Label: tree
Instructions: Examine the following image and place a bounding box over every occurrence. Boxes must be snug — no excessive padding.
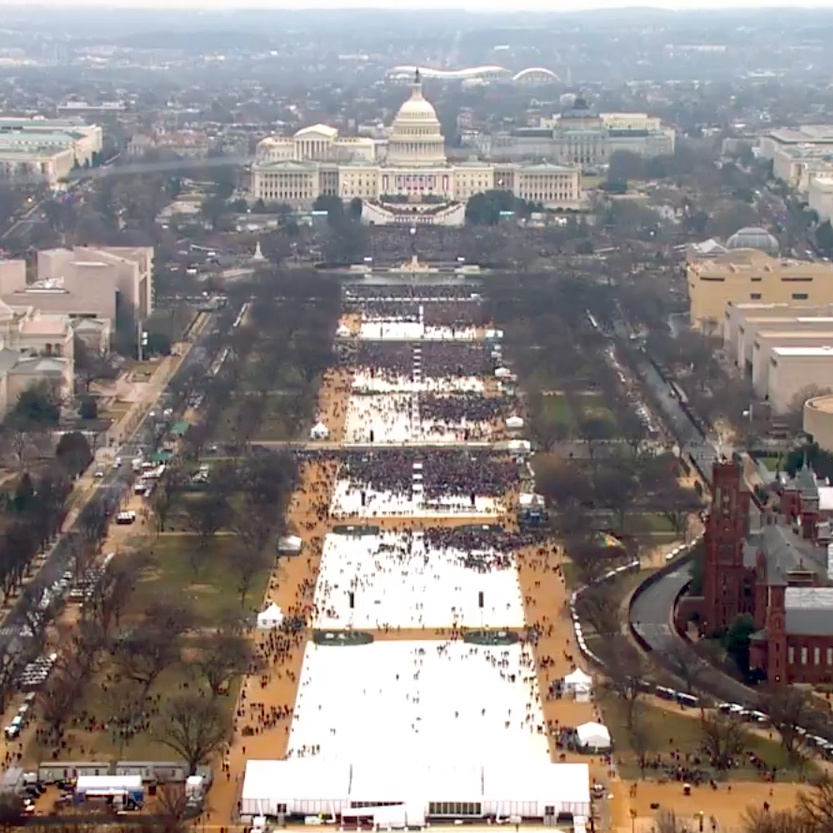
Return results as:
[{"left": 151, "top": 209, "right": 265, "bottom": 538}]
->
[
  {"left": 699, "top": 711, "right": 748, "bottom": 773},
  {"left": 186, "top": 491, "right": 230, "bottom": 576},
  {"left": 226, "top": 545, "right": 268, "bottom": 608},
  {"left": 37, "top": 671, "right": 81, "bottom": 738},
  {"left": 604, "top": 635, "right": 646, "bottom": 728},
  {"left": 56, "top": 431, "right": 93, "bottom": 477},
  {"left": 629, "top": 707, "right": 651, "bottom": 777},
  {"left": 724, "top": 613, "right": 755, "bottom": 674},
  {"left": 9, "top": 381, "right": 60, "bottom": 429},
  {"left": 347, "top": 197, "right": 363, "bottom": 221},
  {"left": 197, "top": 633, "right": 254, "bottom": 697},
  {"left": 576, "top": 583, "right": 620, "bottom": 638},
  {"left": 154, "top": 693, "right": 229, "bottom": 775},
  {"left": 0, "top": 794, "right": 25, "bottom": 831},
  {"left": 764, "top": 684, "right": 813, "bottom": 766}
]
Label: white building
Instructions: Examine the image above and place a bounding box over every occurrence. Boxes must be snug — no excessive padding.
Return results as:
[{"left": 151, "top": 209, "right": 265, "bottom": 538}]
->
[
  {"left": 809, "top": 175, "right": 833, "bottom": 222},
  {"left": 251, "top": 70, "right": 582, "bottom": 225},
  {"left": 0, "top": 246, "right": 154, "bottom": 334},
  {"left": 0, "top": 146, "right": 75, "bottom": 188},
  {"left": 0, "top": 117, "right": 103, "bottom": 166}
]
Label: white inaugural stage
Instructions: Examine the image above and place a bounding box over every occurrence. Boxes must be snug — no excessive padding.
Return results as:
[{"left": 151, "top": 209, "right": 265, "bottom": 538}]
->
[{"left": 314, "top": 531, "right": 524, "bottom": 630}]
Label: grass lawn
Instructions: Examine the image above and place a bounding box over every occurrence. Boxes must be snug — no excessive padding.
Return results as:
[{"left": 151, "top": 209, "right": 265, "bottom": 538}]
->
[
  {"left": 542, "top": 392, "right": 575, "bottom": 432},
  {"left": 130, "top": 533, "right": 270, "bottom": 621},
  {"left": 28, "top": 661, "right": 243, "bottom": 764},
  {"left": 573, "top": 392, "right": 617, "bottom": 428},
  {"left": 755, "top": 454, "right": 783, "bottom": 472},
  {"left": 599, "top": 693, "right": 815, "bottom": 781}
]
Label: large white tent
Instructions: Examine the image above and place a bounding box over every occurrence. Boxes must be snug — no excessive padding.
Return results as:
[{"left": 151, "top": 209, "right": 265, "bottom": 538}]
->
[
  {"left": 576, "top": 722, "right": 611, "bottom": 751},
  {"left": 256, "top": 603, "right": 284, "bottom": 630},
  {"left": 240, "top": 761, "right": 590, "bottom": 821},
  {"left": 505, "top": 415, "right": 524, "bottom": 430},
  {"left": 309, "top": 421, "right": 330, "bottom": 440},
  {"left": 277, "top": 535, "right": 302, "bottom": 553},
  {"left": 563, "top": 668, "right": 593, "bottom": 702}
]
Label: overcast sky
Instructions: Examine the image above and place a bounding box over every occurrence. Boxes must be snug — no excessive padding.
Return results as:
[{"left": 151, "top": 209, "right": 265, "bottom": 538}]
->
[{"left": 5, "top": 0, "right": 833, "bottom": 8}]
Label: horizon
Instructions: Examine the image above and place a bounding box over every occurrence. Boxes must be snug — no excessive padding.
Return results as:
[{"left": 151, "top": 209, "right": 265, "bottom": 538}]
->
[{"left": 2, "top": 0, "right": 833, "bottom": 10}]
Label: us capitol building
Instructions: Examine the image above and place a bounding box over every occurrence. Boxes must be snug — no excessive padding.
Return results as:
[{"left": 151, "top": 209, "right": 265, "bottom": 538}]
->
[{"left": 249, "top": 70, "right": 583, "bottom": 226}]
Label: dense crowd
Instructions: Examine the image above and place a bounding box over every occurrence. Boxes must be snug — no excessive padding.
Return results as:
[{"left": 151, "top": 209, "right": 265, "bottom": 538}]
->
[
  {"left": 351, "top": 341, "right": 489, "bottom": 378},
  {"left": 345, "top": 284, "right": 475, "bottom": 300},
  {"left": 339, "top": 449, "right": 518, "bottom": 498},
  {"left": 420, "top": 393, "right": 514, "bottom": 424},
  {"left": 344, "top": 298, "right": 486, "bottom": 328}
]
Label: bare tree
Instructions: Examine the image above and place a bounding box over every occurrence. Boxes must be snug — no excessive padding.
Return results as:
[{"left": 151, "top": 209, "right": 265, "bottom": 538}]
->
[
  {"left": 37, "top": 671, "right": 80, "bottom": 738},
  {"left": 197, "top": 633, "right": 255, "bottom": 697},
  {"left": 154, "top": 693, "right": 229, "bottom": 775},
  {"left": 699, "top": 712, "right": 748, "bottom": 773},
  {"left": 155, "top": 784, "right": 194, "bottom": 833},
  {"left": 764, "top": 684, "right": 813, "bottom": 767},
  {"left": 604, "top": 635, "right": 646, "bottom": 729},
  {"left": 225, "top": 545, "right": 268, "bottom": 608},
  {"left": 576, "top": 584, "right": 620, "bottom": 638}
]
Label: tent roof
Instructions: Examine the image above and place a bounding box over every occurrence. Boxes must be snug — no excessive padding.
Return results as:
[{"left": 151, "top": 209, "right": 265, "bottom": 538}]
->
[
  {"left": 242, "top": 760, "right": 350, "bottom": 803},
  {"left": 278, "top": 534, "right": 302, "bottom": 551},
  {"left": 576, "top": 722, "right": 611, "bottom": 747},
  {"left": 260, "top": 602, "right": 282, "bottom": 617},
  {"left": 482, "top": 763, "right": 589, "bottom": 804},
  {"left": 564, "top": 668, "right": 592, "bottom": 685}
]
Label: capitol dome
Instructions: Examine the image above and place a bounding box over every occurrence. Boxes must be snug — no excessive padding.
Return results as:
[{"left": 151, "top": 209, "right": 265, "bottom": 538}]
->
[
  {"left": 386, "top": 68, "right": 447, "bottom": 168},
  {"left": 726, "top": 226, "right": 780, "bottom": 255}
]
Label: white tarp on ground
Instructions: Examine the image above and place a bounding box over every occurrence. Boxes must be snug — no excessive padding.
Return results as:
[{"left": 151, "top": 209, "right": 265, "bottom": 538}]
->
[
  {"left": 241, "top": 761, "right": 590, "bottom": 820},
  {"left": 329, "top": 481, "right": 501, "bottom": 518},
  {"left": 352, "top": 372, "right": 485, "bottom": 394},
  {"left": 576, "top": 722, "right": 611, "bottom": 751},
  {"left": 314, "top": 530, "right": 524, "bottom": 630},
  {"left": 309, "top": 421, "right": 329, "bottom": 440},
  {"left": 287, "top": 641, "right": 549, "bottom": 764},
  {"left": 277, "top": 535, "right": 302, "bottom": 553},
  {"left": 256, "top": 603, "right": 284, "bottom": 629}
]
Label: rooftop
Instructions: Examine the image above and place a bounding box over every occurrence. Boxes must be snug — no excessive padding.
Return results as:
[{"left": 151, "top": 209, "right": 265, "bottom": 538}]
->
[
  {"left": 771, "top": 345, "right": 833, "bottom": 357},
  {"left": 785, "top": 587, "right": 833, "bottom": 636}
]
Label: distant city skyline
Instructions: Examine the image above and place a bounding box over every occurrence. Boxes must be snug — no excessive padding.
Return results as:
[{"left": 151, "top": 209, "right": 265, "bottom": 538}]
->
[{"left": 3, "top": 0, "right": 833, "bottom": 9}]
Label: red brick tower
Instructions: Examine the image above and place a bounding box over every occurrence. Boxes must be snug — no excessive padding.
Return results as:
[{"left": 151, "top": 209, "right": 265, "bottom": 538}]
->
[
  {"left": 702, "top": 461, "right": 751, "bottom": 634},
  {"left": 765, "top": 581, "right": 787, "bottom": 684}
]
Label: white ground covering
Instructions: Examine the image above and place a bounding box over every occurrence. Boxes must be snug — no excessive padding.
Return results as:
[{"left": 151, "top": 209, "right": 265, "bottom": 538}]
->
[
  {"left": 314, "top": 531, "right": 524, "bottom": 630},
  {"left": 329, "top": 480, "right": 501, "bottom": 518},
  {"left": 352, "top": 371, "right": 484, "bottom": 394},
  {"left": 287, "top": 641, "right": 550, "bottom": 764},
  {"left": 343, "top": 393, "right": 493, "bottom": 445},
  {"left": 358, "top": 321, "right": 478, "bottom": 341}
]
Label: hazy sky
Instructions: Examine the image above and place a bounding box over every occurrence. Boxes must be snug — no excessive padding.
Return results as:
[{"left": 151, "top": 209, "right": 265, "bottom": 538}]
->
[{"left": 6, "top": 0, "right": 833, "bottom": 8}]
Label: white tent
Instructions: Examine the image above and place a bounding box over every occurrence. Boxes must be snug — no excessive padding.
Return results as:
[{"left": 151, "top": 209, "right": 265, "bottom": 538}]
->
[
  {"left": 505, "top": 415, "right": 524, "bottom": 430},
  {"left": 256, "top": 603, "right": 284, "bottom": 630},
  {"left": 494, "top": 367, "right": 511, "bottom": 378},
  {"left": 563, "top": 668, "right": 593, "bottom": 702},
  {"left": 576, "top": 722, "right": 611, "bottom": 751},
  {"left": 310, "top": 421, "right": 330, "bottom": 440},
  {"left": 278, "top": 535, "right": 302, "bottom": 553},
  {"left": 336, "top": 324, "right": 351, "bottom": 337}
]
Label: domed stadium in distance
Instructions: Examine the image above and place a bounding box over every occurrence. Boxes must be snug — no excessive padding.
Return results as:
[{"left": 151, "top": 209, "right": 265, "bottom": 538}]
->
[{"left": 726, "top": 226, "right": 780, "bottom": 255}]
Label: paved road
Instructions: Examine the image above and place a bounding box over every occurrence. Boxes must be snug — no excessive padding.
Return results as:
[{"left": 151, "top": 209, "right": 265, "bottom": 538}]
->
[{"left": 630, "top": 562, "right": 761, "bottom": 708}]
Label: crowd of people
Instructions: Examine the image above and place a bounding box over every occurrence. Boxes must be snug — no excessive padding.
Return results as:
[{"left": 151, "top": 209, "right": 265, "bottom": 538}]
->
[
  {"left": 420, "top": 393, "right": 514, "bottom": 424},
  {"left": 343, "top": 297, "right": 486, "bottom": 329},
  {"left": 353, "top": 341, "right": 489, "bottom": 378},
  {"left": 338, "top": 449, "right": 518, "bottom": 499}
]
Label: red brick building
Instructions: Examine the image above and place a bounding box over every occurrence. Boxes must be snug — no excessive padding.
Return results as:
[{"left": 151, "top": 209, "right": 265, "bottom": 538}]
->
[{"left": 696, "top": 460, "right": 833, "bottom": 684}]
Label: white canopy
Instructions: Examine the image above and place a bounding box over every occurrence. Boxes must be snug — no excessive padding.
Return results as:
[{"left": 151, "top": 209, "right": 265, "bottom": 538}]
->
[
  {"left": 505, "top": 415, "right": 524, "bottom": 429},
  {"left": 278, "top": 534, "right": 302, "bottom": 553},
  {"left": 256, "top": 603, "right": 284, "bottom": 629},
  {"left": 310, "top": 421, "right": 330, "bottom": 440},
  {"left": 576, "top": 722, "right": 611, "bottom": 750},
  {"left": 336, "top": 324, "right": 351, "bottom": 337},
  {"left": 564, "top": 668, "right": 593, "bottom": 689},
  {"left": 494, "top": 367, "right": 511, "bottom": 378}
]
